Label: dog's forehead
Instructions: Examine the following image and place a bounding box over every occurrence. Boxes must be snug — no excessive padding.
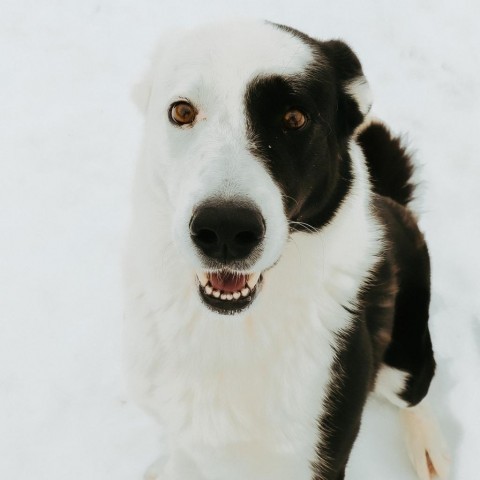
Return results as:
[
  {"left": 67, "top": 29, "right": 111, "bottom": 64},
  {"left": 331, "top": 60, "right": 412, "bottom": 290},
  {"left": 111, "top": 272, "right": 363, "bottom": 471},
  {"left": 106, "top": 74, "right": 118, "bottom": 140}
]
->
[{"left": 157, "top": 21, "right": 315, "bottom": 99}]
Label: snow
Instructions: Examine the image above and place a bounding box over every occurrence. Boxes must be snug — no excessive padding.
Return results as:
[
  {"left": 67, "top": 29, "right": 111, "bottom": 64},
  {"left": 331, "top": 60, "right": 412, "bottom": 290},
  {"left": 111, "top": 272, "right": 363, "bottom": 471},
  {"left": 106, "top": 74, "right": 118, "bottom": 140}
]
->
[{"left": 1, "top": 0, "right": 478, "bottom": 478}]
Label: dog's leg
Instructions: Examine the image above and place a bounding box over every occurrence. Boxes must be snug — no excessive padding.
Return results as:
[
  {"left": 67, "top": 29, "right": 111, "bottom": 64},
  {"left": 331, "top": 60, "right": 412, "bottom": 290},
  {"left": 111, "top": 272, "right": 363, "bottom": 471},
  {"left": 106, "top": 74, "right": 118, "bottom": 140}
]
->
[
  {"left": 372, "top": 206, "right": 451, "bottom": 479},
  {"left": 335, "top": 466, "right": 346, "bottom": 480},
  {"left": 400, "top": 400, "right": 450, "bottom": 480},
  {"left": 375, "top": 364, "right": 450, "bottom": 480}
]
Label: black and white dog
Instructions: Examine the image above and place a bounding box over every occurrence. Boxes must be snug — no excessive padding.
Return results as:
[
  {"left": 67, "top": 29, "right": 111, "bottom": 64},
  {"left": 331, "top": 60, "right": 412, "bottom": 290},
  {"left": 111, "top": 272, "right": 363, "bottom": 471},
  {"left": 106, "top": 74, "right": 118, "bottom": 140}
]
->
[{"left": 124, "top": 20, "right": 449, "bottom": 480}]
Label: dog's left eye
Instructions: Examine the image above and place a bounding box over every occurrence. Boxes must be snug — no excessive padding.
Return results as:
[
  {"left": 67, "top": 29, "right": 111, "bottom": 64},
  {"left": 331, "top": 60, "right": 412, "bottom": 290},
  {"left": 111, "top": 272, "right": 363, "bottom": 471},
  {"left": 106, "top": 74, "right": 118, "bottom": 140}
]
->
[
  {"left": 282, "top": 108, "right": 307, "bottom": 130},
  {"left": 169, "top": 101, "right": 197, "bottom": 126}
]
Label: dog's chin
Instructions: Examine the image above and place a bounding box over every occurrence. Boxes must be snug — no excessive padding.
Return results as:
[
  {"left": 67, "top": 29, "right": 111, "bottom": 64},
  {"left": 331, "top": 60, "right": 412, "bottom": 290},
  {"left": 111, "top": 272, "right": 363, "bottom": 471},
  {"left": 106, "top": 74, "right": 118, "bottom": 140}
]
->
[{"left": 195, "top": 269, "right": 263, "bottom": 315}]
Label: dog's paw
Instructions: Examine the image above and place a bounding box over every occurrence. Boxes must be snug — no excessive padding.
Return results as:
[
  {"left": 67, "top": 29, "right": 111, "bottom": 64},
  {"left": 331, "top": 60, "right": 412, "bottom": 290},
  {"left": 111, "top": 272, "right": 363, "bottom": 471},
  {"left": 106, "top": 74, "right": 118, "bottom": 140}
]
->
[{"left": 400, "top": 402, "right": 451, "bottom": 480}]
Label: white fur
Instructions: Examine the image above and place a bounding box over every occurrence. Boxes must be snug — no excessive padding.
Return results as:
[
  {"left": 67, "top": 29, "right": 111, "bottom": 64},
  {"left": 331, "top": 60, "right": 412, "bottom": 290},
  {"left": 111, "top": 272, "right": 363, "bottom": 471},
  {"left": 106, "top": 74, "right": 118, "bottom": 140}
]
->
[
  {"left": 376, "top": 367, "right": 451, "bottom": 478},
  {"left": 124, "top": 20, "right": 381, "bottom": 479},
  {"left": 400, "top": 401, "right": 451, "bottom": 480},
  {"left": 345, "top": 76, "right": 373, "bottom": 116},
  {"left": 374, "top": 364, "right": 410, "bottom": 408}
]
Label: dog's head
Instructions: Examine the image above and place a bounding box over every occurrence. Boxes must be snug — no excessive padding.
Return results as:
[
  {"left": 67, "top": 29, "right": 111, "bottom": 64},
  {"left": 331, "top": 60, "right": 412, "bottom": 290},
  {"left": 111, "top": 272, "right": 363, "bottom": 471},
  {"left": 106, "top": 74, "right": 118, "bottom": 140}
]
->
[{"left": 134, "top": 20, "right": 371, "bottom": 315}]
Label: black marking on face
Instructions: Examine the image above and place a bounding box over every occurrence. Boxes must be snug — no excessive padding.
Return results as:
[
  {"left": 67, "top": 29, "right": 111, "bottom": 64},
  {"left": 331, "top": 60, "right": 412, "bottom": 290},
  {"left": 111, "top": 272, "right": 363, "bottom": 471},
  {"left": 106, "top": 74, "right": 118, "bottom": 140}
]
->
[
  {"left": 245, "top": 25, "right": 368, "bottom": 233},
  {"left": 275, "top": 23, "right": 368, "bottom": 136}
]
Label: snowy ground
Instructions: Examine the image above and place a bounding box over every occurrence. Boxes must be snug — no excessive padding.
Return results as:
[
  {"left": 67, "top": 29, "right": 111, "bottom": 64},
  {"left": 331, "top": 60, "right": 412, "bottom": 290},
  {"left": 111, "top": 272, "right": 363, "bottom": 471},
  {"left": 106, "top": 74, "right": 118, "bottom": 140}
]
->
[{"left": 1, "top": 1, "right": 479, "bottom": 478}]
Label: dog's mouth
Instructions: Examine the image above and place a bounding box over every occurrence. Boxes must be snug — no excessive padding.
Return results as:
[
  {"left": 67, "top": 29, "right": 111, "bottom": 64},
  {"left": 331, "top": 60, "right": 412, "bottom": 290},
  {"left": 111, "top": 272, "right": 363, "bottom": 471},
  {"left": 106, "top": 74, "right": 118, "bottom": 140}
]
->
[{"left": 196, "top": 270, "right": 263, "bottom": 315}]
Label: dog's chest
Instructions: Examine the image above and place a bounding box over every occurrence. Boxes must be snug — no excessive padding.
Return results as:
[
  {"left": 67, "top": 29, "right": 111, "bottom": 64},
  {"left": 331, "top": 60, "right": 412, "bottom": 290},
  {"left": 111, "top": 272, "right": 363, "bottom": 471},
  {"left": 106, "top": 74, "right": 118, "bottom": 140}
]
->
[{"left": 130, "top": 295, "right": 342, "bottom": 478}]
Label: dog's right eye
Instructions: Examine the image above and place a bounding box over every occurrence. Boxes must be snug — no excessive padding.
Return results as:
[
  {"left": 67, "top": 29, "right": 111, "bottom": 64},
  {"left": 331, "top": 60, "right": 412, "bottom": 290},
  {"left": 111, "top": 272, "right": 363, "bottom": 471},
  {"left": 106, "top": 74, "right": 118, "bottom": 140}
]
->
[{"left": 169, "top": 101, "right": 197, "bottom": 126}]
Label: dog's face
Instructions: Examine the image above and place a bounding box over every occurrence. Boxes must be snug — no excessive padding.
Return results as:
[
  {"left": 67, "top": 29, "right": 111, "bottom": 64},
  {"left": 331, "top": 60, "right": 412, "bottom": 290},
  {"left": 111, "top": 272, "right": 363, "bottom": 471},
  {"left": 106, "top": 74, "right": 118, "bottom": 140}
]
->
[{"left": 136, "top": 20, "right": 371, "bottom": 315}]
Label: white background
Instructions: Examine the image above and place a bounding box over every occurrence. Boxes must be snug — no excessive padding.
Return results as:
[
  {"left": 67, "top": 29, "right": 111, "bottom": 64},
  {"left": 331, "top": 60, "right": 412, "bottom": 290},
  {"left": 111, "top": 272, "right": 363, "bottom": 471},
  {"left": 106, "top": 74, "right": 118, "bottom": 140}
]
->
[{"left": 1, "top": 0, "right": 479, "bottom": 478}]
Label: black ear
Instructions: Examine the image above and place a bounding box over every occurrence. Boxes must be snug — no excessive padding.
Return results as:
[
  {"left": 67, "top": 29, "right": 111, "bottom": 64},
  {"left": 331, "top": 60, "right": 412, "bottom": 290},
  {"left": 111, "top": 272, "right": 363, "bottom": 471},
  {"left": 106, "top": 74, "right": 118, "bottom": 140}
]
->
[{"left": 322, "top": 40, "right": 372, "bottom": 136}]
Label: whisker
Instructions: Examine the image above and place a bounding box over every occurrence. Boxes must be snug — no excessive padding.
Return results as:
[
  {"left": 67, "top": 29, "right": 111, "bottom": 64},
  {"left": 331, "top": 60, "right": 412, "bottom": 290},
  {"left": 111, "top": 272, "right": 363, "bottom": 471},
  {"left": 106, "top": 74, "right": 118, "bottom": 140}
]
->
[{"left": 289, "top": 220, "right": 319, "bottom": 234}]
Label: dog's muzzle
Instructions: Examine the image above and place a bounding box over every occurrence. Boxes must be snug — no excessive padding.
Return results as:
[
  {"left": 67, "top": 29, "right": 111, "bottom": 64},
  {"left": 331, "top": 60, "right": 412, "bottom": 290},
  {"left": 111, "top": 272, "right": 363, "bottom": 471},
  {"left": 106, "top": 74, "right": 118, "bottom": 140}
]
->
[{"left": 190, "top": 200, "right": 265, "bottom": 314}]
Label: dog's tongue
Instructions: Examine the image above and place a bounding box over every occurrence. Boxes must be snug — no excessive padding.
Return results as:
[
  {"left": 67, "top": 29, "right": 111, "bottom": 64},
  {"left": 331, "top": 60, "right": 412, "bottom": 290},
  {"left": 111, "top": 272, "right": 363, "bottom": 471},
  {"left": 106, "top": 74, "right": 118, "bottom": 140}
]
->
[{"left": 209, "top": 272, "right": 247, "bottom": 293}]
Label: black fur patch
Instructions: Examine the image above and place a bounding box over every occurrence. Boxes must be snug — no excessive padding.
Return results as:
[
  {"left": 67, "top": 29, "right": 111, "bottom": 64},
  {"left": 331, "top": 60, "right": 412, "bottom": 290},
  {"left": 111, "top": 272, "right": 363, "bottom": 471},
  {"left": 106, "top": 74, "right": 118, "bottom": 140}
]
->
[
  {"left": 374, "top": 196, "right": 435, "bottom": 406},
  {"left": 244, "top": 26, "right": 369, "bottom": 232},
  {"left": 357, "top": 121, "right": 416, "bottom": 206},
  {"left": 313, "top": 322, "right": 373, "bottom": 480}
]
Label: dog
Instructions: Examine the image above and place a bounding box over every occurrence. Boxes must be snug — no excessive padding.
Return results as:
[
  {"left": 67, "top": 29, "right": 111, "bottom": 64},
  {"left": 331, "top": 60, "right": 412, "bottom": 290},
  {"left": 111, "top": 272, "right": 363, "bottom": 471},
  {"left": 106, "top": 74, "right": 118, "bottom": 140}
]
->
[{"left": 124, "top": 19, "right": 450, "bottom": 480}]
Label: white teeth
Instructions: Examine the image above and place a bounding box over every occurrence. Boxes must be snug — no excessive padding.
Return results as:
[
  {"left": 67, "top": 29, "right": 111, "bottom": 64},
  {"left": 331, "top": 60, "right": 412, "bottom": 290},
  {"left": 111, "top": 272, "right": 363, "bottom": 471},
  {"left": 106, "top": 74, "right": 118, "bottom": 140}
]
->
[
  {"left": 196, "top": 271, "right": 209, "bottom": 287},
  {"left": 247, "top": 272, "right": 261, "bottom": 289},
  {"left": 201, "top": 272, "right": 261, "bottom": 302},
  {"left": 204, "top": 285, "right": 249, "bottom": 301}
]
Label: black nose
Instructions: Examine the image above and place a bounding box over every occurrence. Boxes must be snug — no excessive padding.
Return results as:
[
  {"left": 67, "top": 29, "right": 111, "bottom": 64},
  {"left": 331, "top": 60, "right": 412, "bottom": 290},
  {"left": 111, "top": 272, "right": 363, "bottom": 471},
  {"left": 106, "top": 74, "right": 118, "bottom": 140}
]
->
[{"left": 190, "top": 202, "right": 265, "bottom": 263}]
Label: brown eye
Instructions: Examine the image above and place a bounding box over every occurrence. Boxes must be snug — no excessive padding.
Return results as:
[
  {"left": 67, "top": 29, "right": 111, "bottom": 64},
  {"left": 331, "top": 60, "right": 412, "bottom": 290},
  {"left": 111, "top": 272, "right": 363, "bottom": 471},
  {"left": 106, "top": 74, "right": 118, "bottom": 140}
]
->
[
  {"left": 282, "top": 109, "right": 307, "bottom": 130},
  {"left": 169, "top": 101, "right": 197, "bottom": 126}
]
